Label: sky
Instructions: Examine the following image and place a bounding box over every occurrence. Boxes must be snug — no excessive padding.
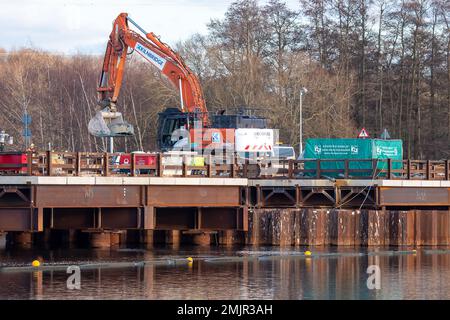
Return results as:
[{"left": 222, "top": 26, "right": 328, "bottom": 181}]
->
[{"left": 1, "top": 0, "right": 300, "bottom": 54}]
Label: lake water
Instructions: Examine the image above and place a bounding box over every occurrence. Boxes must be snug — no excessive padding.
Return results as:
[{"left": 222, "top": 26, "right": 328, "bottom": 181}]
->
[{"left": 1, "top": 245, "right": 449, "bottom": 300}]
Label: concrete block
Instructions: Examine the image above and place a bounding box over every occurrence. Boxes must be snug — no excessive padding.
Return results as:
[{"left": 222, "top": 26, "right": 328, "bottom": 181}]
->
[
  {"left": 340, "top": 180, "right": 377, "bottom": 187},
  {"left": 95, "top": 177, "right": 124, "bottom": 185},
  {"left": 246, "top": 179, "right": 285, "bottom": 187},
  {"left": 248, "top": 179, "right": 333, "bottom": 187},
  {"left": 66, "top": 177, "right": 95, "bottom": 185},
  {"left": 36, "top": 176, "right": 67, "bottom": 185},
  {"left": 223, "top": 178, "right": 248, "bottom": 186},
  {"left": 400, "top": 180, "right": 423, "bottom": 187},
  {"left": 174, "top": 177, "right": 200, "bottom": 185},
  {"left": 149, "top": 177, "right": 176, "bottom": 185},
  {"left": 199, "top": 178, "right": 222, "bottom": 185},
  {"left": 418, "top": 181, "right": 441, "bottom": 187},
  {"left": 0, "top": 176, "right": 38, "bottom": 185},
  {"left": 299, "top": 179, "right": 335, "bottom": 187},
  {"left": 378, "top": 179, "right": 403, "bottom": 187},
  {"left": 122, "top": 177, "right": 150, "bottom": 185}
]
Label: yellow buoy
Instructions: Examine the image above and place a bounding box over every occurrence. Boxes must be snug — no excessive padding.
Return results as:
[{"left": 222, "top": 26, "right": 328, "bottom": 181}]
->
[
  {"left": 32, "top": 260, "right": 40, "bottom": 267},
  {"left": 305, "top": 251, "right": 312, "bottom": 256},
  {"left": 186, "top": 257, "right": 193, "bottom": 263}
]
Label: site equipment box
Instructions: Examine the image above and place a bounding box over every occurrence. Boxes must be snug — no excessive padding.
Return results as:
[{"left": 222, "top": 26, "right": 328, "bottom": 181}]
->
[{"left": 303, "top": 138, "right": 403, "bottom": 178}]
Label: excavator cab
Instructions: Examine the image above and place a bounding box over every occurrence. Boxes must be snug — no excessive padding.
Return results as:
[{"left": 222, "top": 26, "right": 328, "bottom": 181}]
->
[{"left": 157, "top": 108, "right": 193, "bottom": 151}]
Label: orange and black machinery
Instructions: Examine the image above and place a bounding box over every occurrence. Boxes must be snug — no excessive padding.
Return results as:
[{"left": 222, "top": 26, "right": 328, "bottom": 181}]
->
[{"left": 92, "top": 13, "right": 267, "bottom": 151}]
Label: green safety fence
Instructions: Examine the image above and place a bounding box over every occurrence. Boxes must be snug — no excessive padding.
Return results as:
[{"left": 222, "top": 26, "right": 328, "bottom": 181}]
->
[{"left": 304, "top": 138, "right": 403, "bottom": 178}]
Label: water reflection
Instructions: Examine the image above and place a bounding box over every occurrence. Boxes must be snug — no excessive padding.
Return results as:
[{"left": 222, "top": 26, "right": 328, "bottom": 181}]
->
[{"left": 1, "top": 246, "right": 450, "bottom": 299}]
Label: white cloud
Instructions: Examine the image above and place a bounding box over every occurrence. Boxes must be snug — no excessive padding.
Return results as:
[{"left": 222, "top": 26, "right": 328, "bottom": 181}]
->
[{"left": 1, "top": 0, "right": 299, "bottom": 54}]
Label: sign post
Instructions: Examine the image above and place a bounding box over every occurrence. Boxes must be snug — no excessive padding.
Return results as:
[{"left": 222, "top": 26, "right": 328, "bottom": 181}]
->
[{"left": 22, "top": 112, "right": 32, "bottom": 149}]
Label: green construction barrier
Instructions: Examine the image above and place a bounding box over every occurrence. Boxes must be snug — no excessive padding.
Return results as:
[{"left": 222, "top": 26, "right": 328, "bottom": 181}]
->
[{"left": 303, "top": 138, "right": 403, "bottom": 178}]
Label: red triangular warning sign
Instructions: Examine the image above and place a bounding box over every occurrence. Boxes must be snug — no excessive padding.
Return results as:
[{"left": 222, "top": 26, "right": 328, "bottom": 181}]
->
[{"left": 358, "top": 128, "right": 370, "bottom": 139}]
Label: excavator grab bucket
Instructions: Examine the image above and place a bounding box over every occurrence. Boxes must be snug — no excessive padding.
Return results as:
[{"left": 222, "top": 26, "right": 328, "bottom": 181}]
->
[{"left": 88, "top": 107, "right": 135, "bottom": 137}]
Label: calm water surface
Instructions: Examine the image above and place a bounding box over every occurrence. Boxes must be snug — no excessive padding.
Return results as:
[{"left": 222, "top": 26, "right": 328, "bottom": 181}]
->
[{"left": 1, "top": 245, "right": 449, "bottom": 300}]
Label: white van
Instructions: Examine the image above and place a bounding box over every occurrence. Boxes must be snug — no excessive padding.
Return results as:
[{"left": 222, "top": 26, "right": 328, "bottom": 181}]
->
[{"left": 273, "top": 145, "right": 296, "bottom": 161}]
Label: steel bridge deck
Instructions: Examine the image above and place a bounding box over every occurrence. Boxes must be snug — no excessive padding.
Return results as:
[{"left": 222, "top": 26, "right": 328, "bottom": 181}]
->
[{"left": 1, "top": 176, "right": 450, "bottom": 233}]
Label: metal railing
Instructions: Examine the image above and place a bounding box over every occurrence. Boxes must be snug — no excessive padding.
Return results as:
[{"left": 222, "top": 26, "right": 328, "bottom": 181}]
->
[
  {"left": 0, "top": 151, "right": 237, "bottom": 178},
  {"left": 258, "top": 158, "right": 450, "bottom": 180},
  {"left": 0, "top": 151, "right": 449, "bottom": 180}
]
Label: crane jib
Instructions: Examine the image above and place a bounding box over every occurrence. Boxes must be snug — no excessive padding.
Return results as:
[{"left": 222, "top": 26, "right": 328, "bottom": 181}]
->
[{"left": 134, "top": 42, "right": 166, "bottom": 71}]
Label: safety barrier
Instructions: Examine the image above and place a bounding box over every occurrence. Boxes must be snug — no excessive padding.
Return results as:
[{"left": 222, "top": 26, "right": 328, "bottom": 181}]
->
[{"left": 0, "top": 151, "right": 449, "bottom": 180}]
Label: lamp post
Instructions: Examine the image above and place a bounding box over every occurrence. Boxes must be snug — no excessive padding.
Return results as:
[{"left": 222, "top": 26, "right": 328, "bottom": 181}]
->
[{"left": 299, "top": 87, "right": 308, "bottom": 157}]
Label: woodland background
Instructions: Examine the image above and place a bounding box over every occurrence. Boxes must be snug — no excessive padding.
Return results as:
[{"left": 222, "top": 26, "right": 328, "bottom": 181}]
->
[{"left": 0, "top": 0, "right": 449, "bottom": 159}]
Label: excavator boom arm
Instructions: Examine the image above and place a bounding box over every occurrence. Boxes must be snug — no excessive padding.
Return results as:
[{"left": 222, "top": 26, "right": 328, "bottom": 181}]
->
[{"left": 97, "top": 13, "right": 209, "bottom": 125}]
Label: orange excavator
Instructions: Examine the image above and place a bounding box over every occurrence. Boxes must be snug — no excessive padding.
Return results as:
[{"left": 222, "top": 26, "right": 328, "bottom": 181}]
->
[{"left": 90, "top": 13, "right": 270, "bottom": 152}]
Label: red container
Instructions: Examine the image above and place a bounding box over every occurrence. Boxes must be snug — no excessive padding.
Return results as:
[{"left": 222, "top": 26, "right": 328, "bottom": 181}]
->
[
  {"left": 117, "top": 153, "right": 157, "bottom": 167},
  {"left": 134, "top": 154, "right": 157, "bottom": 166},
  {"left": 0, "top": 153, "right": 27, "bottom": 173}
]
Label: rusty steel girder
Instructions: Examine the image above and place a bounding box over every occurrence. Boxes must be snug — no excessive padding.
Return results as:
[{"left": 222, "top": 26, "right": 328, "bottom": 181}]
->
[
  {"left": 147, "top": 185, "right": 240, "bottom": 207},
  {"left": 35, "top": 185, "right": 142, "bottom": 208},
  {"left": 378, "top": 187, "right": 450, "bottom": 206},
  {"left": 0, "top": 208, "right": 41, "bottom": 231},
  {"left": 151, "top": 207, "right": 245, "bottom": 231}
]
